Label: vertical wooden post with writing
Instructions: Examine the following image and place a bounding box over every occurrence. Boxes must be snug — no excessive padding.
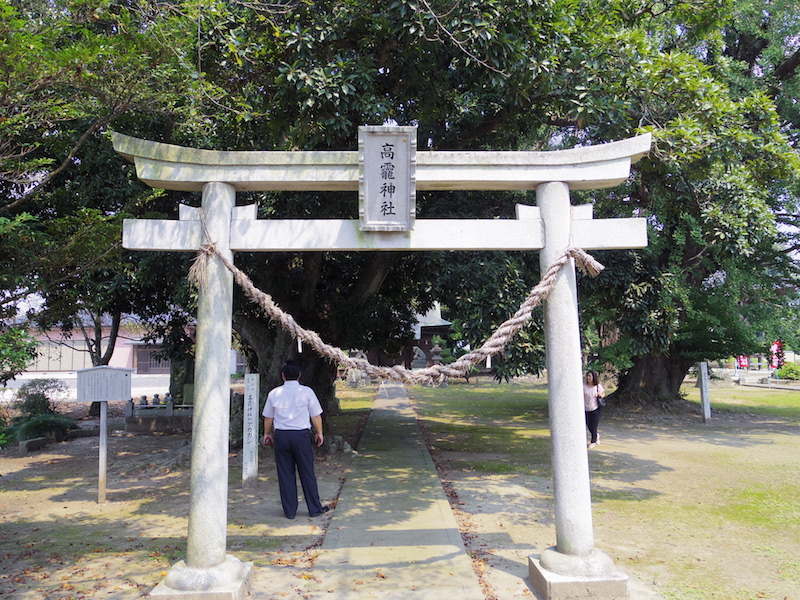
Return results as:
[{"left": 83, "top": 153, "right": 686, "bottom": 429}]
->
[{"left": 242, "top": 374, "right": 260, "bottom": 488}]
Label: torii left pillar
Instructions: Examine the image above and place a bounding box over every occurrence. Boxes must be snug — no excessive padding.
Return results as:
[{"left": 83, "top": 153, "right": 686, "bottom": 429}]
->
[{"left": 151, "top": 182, "right": 255, "bottom": 598}]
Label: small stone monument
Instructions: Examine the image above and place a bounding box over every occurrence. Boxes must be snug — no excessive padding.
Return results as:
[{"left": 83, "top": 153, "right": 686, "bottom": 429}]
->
[{"left": 431, "top": 343, "right": 443, "bottom": 366}]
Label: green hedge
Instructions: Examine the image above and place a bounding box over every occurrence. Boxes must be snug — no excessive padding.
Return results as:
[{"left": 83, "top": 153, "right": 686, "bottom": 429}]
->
[{"left": 776, "top": 362, "right": 800, "bottom": 380}]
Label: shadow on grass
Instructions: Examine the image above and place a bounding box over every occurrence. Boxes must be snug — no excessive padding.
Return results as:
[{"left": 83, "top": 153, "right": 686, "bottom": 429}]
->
[{"left": 603, "top": 410, "right": 798, "bottom": 449}]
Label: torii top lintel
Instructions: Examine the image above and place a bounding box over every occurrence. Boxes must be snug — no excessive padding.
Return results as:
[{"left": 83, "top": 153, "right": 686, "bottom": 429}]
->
[{"left": 111, "top": 132, "right": 651, "bottom": 193}]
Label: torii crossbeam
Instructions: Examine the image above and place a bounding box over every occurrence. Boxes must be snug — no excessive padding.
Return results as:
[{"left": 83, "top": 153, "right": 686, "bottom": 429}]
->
[{"left": 114, "top": 129, "right": 651, "bottom": 600}]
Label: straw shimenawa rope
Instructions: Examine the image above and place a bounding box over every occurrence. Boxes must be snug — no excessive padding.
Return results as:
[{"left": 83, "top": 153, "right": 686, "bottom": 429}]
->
[{"left": 188, "top": 231, "right": 604, "bottom": 385}]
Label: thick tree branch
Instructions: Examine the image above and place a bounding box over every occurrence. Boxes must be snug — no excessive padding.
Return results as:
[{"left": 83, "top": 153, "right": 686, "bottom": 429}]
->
[
  {"left": 774, "top": 48, "right": 800, "bottom": 82},
  {"left": 414, "top": 0, "right": 509, "bottom": 77},
  {"left": 37, "top": 242, "right": 123, "bottom": 297},
  {"left": 348, "top": 253, "right": 401, "bottom": 300},
  {"left": 100, "top": 311, "right": 122, "bottom": 365}
]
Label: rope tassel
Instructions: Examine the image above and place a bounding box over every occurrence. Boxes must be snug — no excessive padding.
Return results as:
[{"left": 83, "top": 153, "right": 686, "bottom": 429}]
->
[
  {"left": 188, "top": 244, "right": 214, "bottom": 290},
  {"left": 571, "top": 248, "right": 605, "bottom": 277}
]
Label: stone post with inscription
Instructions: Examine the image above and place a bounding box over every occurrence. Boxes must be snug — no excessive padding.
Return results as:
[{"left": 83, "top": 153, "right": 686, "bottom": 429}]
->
[
  {"left": 242, "top": 374, "right": 260, "bottom": 488},
  {"left": 699, "top": 361, "right": 711, "bottom": 422}
]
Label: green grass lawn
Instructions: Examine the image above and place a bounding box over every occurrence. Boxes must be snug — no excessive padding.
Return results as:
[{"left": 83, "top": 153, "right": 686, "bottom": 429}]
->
[
  {"left": 410, "top": 378, "right": 552, "bottom": 474},
  {"left": 334, "top": 384, "right": 377, "bottom": 412}
]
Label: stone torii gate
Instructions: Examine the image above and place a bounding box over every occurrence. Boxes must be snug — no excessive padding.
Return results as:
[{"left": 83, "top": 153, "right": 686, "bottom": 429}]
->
[{"left": 113, "top": 128, "right": 651, "bottom": 600}]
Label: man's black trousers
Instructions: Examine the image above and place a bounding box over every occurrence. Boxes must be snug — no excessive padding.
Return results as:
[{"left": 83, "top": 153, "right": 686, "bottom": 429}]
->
[{"left": 273, "top": 429, "right": 324, "bottom": 518}]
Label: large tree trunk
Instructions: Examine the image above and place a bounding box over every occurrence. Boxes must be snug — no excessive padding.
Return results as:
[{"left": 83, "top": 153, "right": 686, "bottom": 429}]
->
[
  {"left": 611, "top": 353, "right": 695, "bottom": 405},
  {"left": 234, "top": 314, "right": 339, "bottom": 416},
  {"left": 233, "top": 250, "right": 400, "bottom": 417},
  {"left": 299, "top": 354, "right": 339, "bottom": 415}
]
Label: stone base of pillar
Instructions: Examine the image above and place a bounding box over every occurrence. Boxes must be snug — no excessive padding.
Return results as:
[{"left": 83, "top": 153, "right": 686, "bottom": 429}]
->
[
  {"left": 150, "top": 560, "right": 253, "bottom": 600},
  {"left": 529, "top": 554, "right": 628, "bottom": 600}
]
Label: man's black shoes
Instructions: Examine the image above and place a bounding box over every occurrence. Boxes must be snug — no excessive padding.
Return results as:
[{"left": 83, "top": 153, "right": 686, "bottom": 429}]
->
[{"left": 310, "top": 506, "right": 330, "bottom": 518}]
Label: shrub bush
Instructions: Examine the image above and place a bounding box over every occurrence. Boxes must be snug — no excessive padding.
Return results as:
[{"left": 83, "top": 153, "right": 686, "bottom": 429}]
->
[
  {"left": 8, "top": 378, "right": 75, "bottom": 444},
  {"left": 13, "top": 378, "right": 68, "bottom": 416},
  {"left": 776, "top": 362, "right": 800, "bottom": 380},
  {"left": 11, "top": 413, "right": 76, "bottom": 442},
  {"left": 0, "top": 410, "right": 10, "bottom": 449}
]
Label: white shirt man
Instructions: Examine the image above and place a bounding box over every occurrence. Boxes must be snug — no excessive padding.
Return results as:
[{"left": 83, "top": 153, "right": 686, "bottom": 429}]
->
[{"left": 262, "top": 361, "right": 329, "bottom": 519}]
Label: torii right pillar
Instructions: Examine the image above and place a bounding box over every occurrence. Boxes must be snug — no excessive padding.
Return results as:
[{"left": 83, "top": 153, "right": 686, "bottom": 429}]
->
[{"left": 530, "top": 180, "right": 631, "bottom": 599}]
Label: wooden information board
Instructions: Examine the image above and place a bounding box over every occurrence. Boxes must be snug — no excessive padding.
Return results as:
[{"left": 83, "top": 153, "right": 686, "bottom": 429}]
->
[{"left": 77, "top": 366, "right": 133, "bottom": 402}]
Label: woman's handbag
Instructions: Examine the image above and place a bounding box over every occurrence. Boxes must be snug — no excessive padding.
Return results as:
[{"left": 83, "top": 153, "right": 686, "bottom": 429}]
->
[{"left": 596, "top": 385, "right": 606, "bottom": 407}]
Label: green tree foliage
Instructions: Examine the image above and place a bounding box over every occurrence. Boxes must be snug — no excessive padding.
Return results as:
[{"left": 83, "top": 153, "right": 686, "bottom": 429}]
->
[
  {"left": 568, "top": 3, "right": 800, "bottom": 402},
  {"left": 0, "top": 0, "right": 190, "bottom": 214},
  {"left": 0, "top": 213, "right": 38, "bottom": 316},
  {"left": 0, "top": 325, "right": 37, "bottom": 384},
  {"left": 1, "top": 0, "right": 196, "bottom": 367},
  {"left": 137, "top": 0, "right": 597, "bottom": 399},
  {"left": 1, "top": 0, "right": 798, "bottom": 409},
  {"left": 0, "top": 215, "right": 38, "bottom": 383},
  {"left": 431, "top": 250, "right": 545, "bottom": 381}
]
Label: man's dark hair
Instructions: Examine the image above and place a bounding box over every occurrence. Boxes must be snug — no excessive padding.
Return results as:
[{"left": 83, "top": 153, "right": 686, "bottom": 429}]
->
[{"left": 282, "top": 360, "right": 301, "bottom": 380}]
